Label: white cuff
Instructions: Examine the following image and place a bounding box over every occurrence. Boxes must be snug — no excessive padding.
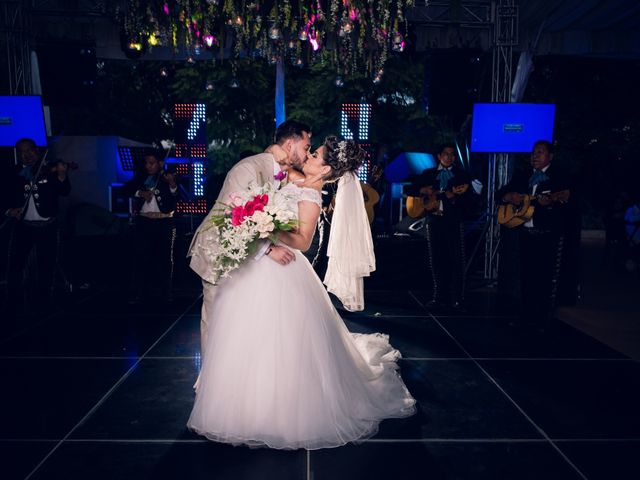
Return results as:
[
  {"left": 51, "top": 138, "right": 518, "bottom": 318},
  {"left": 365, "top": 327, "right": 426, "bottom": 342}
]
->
[{"left": 254, "top": 240, "right": 271, "bottom": 260}]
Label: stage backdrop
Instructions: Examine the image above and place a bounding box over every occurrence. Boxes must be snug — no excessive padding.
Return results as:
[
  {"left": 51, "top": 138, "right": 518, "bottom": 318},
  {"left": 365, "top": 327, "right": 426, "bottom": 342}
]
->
[{"left": 50, "top": 135, "right": 150, "bottom": 212}]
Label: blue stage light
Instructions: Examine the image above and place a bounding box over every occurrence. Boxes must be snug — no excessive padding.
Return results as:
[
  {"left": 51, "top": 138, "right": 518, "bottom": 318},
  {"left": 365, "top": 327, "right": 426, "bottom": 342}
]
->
[{"left": 117, "top": 146, "right": 148, "bottom": 171}]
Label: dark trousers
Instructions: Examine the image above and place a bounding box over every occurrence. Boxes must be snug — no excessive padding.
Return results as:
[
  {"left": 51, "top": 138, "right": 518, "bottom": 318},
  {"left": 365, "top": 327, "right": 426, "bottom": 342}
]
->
[
  {"left": 6, "top": 219, "right": 58, "bottom": 314},
  {"left": 425, "top": 216, "right": 466, "bottom": 304},
  {"left": 518, "top": 228, "right": 564, "bottom": 328},
  {"left": 129, "top": 216, "right": 176, "bottom": 299},
  {"left": 303, "top": 213, "right": 331, "bottom": 279}
]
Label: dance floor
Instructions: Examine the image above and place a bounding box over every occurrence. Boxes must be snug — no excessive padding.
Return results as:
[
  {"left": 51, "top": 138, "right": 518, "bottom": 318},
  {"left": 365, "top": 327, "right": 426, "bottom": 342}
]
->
[{"left": 1, "top": 285, "right": 639, "bottom": 480}]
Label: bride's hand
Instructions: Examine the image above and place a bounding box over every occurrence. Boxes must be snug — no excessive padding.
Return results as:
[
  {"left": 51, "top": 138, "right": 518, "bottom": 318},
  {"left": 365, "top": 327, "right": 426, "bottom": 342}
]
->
[
  {"left": 266, "top": 245, "right": 296, "bottom": 265},
  {"left": 265, "top": 144, "right": 289, "bottom": 167}
]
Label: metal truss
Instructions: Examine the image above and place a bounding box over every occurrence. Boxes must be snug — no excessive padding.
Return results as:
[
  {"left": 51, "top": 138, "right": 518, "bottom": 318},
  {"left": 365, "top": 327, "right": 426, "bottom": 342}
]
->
[
  {"left": 408, "top": 0, "right": 493, "bottom": 27},
  {"left": 406, "top": 0, "right": 519, "bottom": 280},
  {"left": 30, "top": 0, "right": 107, "bottom": 15},
  {"left": 1, "top": 0, "right": 31, "bottom": 94},
  {"left": 484, "top": 0, "right": 519, "bottom": 279}
]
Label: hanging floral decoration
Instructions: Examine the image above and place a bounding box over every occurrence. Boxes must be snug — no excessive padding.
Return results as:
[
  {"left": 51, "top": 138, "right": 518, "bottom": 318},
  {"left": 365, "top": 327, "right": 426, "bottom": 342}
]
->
[{"left": 118, "top": 0, "right": 414, "bottom": 77}]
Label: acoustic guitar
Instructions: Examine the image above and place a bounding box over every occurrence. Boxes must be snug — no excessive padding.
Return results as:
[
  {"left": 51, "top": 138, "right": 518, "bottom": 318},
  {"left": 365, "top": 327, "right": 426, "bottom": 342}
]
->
[
  {"left": 497, "top": 189, "right": 570, "bottom": 228},
  {"left": 406, "top": 183, "right": 469, "bottom": 219},
  {"left": 361, "top": 183, "right": 380, "bottom": 224}
]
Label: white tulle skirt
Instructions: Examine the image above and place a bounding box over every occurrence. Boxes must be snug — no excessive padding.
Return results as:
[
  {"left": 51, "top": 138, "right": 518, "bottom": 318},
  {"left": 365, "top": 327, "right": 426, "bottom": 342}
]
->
[{"left": 187, "top": 250, "right": 416, "bottom": 450}]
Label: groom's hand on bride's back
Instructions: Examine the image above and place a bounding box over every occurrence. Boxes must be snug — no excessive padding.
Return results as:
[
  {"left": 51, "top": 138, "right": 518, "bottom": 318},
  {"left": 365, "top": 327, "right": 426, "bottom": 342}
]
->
[{"left": 266, "top": 245, "right": 296, "bottom": 266}]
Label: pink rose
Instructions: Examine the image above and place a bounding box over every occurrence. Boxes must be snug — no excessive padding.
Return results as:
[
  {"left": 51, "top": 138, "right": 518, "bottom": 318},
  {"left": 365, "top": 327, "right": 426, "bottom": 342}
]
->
[
  {"left": 231, "top": 206, "right": 246, "bottom": 226},
  {"left": 244, "top": 197, "right": 265, "bottom": 217},
  {"left": 244, "top": 204, "right": 255, "bottom": 217}
]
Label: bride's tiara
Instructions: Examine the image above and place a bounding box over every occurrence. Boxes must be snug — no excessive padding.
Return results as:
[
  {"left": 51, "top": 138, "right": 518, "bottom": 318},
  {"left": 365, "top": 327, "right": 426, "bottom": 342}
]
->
[{"left": 336, "top": 141, "right": 349, "bottom": 164}]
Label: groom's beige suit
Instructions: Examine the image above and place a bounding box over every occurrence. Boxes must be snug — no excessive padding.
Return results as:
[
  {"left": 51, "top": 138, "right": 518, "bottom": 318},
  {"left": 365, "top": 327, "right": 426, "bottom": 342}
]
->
[{"left": 188, "top": 152, "right": 282, "bottom": 358}]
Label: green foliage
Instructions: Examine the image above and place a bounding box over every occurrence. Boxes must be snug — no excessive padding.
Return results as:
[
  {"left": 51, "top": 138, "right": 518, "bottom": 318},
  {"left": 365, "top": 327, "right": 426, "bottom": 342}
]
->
[
  {"left": 168, "top": 53, "right": 441, "bottom": 172},
  {"left": 68, "top": 53, "right": 459, "bottom": 174},
  {"left": 286, "top": 53, "right": 447, "bottom": 151},
  {"left": 171, "top": 60, "right": 276, "bottom": 174},
  {"left": 93, "top": 61, "right": 174, "bottom": 144}
]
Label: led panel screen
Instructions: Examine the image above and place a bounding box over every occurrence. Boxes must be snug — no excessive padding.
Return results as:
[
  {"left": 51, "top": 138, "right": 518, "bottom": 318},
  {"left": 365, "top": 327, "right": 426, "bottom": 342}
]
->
[
  {"left": 174, "top": 103, "right": 207, "bottom": 158},
  {"left": 0, "top": 96, "right": 47, "bottom": 146},
  {"left": 471, "top": 103, "right": 555, "bottom": 153}
]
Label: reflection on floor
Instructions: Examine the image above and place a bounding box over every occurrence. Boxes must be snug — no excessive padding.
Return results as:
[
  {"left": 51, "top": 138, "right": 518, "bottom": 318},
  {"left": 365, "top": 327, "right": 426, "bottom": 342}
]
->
[{"left": 1, "top": 285, "right": 638, "bottom": 480}]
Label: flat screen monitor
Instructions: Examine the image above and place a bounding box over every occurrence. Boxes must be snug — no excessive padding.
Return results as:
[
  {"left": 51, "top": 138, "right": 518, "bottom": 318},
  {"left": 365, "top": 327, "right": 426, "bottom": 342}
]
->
[
  {"left": 0, "top": 96, "right": 47, "bottom": 147},
  {"left": 471, "top": 103, "right": 555, "bottom": 153}
]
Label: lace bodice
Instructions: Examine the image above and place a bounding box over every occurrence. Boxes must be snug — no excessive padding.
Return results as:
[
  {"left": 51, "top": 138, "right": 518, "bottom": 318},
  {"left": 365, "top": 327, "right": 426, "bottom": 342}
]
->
[{"left": 280, "top": 182, "right": 323, "bottom": 208}]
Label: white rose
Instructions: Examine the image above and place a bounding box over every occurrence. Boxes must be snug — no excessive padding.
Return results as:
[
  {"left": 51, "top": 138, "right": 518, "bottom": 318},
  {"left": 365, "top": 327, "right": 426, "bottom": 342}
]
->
[
  {"left": 275, "top": 210, "right": 295, "bottom": 223},
  {"left": 250, "top": 210, "right": 275, "bottom": 237}
]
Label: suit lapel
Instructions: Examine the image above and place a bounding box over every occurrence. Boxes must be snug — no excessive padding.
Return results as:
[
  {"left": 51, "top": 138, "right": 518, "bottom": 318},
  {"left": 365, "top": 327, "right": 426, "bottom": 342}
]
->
[{"left": 254, "top": 153, "right": 275, "bottom": 186}]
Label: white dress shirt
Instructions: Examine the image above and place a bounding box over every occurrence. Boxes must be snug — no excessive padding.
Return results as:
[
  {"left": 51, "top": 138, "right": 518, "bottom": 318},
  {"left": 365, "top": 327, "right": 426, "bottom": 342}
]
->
[
  {"left": 23, "top": 193, "right": 50, "bottom": 221},
  {"left": 524, "top": 164, "right": 550, "bottom": 228}
]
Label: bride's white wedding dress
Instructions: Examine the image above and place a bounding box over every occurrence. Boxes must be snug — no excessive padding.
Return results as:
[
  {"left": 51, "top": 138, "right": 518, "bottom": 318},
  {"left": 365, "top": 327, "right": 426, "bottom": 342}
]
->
[{"left": 187, "top": 184, "right": 416, "bottom": 450}]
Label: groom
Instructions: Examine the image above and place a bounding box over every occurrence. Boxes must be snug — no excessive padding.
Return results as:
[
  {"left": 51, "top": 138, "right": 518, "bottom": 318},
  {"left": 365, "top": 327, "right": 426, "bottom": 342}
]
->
[{"left": 188, "top": 120, "right": 312, "bottom": 359}]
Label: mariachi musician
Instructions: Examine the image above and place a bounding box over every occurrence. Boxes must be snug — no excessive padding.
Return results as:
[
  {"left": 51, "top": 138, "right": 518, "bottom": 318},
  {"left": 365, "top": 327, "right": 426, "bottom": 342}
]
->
[
  {"left": 409, "top": 143, "right": 472, "bottom": 310},
  {"left": 497, "top": 139, "right": 572, "bottom": 332},
  {"left": 124, "top": 148, "right": 179, "bottom": 303},
  {"left": 3, "top": 138, "right": 71, "bottom": 316}
]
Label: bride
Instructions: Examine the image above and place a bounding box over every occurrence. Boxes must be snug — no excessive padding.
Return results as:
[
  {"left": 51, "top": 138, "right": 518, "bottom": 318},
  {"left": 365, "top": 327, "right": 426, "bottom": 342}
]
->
[{"left": 187, "top": 136, "right": 416, "bottom": 450}]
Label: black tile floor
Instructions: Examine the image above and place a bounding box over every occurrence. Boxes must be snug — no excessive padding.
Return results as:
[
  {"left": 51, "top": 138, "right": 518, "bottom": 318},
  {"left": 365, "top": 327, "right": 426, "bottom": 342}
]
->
[{"left": 1, "top": 287, "right": 638, "bottom": 480}]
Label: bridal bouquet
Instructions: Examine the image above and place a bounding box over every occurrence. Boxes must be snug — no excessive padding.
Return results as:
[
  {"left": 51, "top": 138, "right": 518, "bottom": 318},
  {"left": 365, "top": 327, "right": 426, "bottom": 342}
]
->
[{"left": 205, "top": 182, "right": 298, "bottom": 282}]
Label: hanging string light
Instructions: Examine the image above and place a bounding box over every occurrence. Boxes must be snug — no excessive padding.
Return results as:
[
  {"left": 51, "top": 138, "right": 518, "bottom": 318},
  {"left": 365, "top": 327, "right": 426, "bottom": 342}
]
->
[{"left": 119, "top": 0, "right": 414, "bottom": 78}]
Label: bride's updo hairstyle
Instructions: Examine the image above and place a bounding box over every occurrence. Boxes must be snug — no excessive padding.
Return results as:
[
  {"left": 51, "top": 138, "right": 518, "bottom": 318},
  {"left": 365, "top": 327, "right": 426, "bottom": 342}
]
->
[{"left": 322, "top": 136, "right": 365, "bottom": 182}]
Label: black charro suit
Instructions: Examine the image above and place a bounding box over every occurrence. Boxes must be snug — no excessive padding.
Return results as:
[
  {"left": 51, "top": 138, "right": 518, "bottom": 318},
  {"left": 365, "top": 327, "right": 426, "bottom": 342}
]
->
[
  {"left": 123, "top": 173, "right": 179, "bottom": 215},
  {"left": 124, "top": 173, "right": 179, "bottom": 301},
  {"left": 497, "top": 163, "right": 573, "bottom": 329},
  {"left": 497, "top": 164, "right": 571, "bottom": 233},
  {"left": 3, "top": 163, "right": 71, "bottom": 314},
  {"left": 5, "top": 163, "right": 71, "bottom": 217},
  {"left": 411, "top": 165, "right": 472, "bottom": 306}
]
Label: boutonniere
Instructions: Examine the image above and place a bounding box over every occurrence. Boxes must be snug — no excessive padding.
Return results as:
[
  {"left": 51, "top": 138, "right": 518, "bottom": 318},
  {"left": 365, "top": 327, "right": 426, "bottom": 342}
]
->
[{"left": 274, "top": 171, "right": 287, "bottom": 181}]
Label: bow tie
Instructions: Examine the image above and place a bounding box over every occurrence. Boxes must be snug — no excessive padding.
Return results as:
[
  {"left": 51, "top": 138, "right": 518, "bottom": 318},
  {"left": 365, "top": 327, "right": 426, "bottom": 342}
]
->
[
  {"left": 19, "top": 165, "right": 35, "bottom": 182},
  {"left": 144, "top": 174, "right": 159, "bottom": 190},
  {"left": 274, "top": 171, "right": 287, "bottom": 181},
  {"left": 436, "top": 168, "right": 454, "bottom": 190},
  {"left": 528, "top": 170, "right": 550, "bottom": 188}
]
